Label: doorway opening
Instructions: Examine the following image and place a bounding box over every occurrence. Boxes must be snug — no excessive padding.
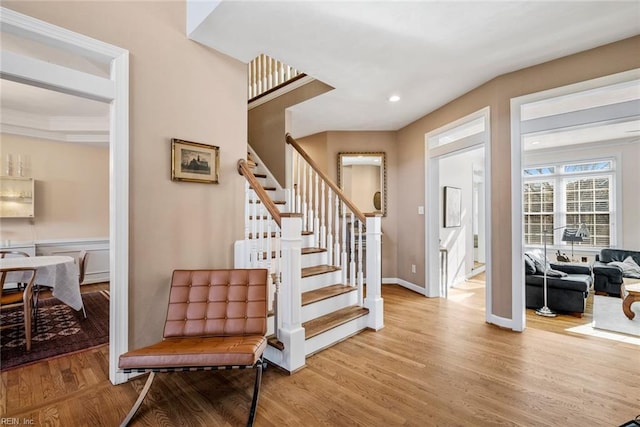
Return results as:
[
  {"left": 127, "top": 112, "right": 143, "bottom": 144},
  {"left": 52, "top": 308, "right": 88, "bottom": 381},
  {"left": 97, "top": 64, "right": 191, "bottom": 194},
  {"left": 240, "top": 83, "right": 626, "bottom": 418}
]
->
[
  {"left": 425, "top": 107, "right": 493, "bottom": 324},
  {"left": 511, "top": 69, "right": 640, "bottom": 334},
  {"left": 0, "top": 8, "right": 129, "bottom": 384}
]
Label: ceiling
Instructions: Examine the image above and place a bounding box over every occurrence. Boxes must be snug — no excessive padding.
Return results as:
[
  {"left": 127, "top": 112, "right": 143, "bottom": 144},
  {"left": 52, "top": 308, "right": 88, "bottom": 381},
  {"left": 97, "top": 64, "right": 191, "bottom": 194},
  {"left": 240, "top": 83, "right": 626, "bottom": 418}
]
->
[
  {"left": 189, "top": 1, "right": 640, "bottom": 138},
  {"left": 1, "top": 1, "right": 639, "bottom": 147}
]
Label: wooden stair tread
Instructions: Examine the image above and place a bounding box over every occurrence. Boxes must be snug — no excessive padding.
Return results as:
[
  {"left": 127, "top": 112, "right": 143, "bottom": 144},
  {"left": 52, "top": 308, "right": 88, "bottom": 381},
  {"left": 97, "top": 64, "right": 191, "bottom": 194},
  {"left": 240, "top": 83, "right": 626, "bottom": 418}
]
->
[
  {"left": 302, "top": 265, "right": 340, "bottom": 278},
  {"left": 254, "top": 173, "right": 267, "bottom": 179},
  {"left": 303, "top": 306, "right": 369, "bottom": 340},
  {"left": 262, "top": 186, "right": 276, "bottom": 191},
  {"left": 301, "top": 230, "right": 313, "bottom": 236},
  {"left": 249, "top": 199, "right": 286, "bottom": 205},
  {"left": 302, "top": 247, "right": 326, "bottom": 255},
  {"left": 248, "top": 232, "right": 278, "bottom": 239},
  {"left": 302, "top": 284, "right": 356, "bottom": 306},
  {"left": 267, "top": 335, "right": 284, "bottom": 351}
]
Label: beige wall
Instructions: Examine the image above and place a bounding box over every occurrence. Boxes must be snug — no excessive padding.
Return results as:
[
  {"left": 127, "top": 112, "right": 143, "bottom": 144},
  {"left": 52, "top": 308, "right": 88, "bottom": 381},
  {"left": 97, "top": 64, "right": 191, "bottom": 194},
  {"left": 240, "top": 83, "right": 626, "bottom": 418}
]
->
[
  {"left": 249, "top": 80, "right": 332, "bottom": 185},
  {"left": 0, "top": 134, "right": 109, "bottom": 241},
  {"left": 5, "top": 1, "right": 248, "bottom": 348},
  {"left": 298, "top": 131, "right": 398, "bottom": 278},
  {"left": 397, "top": 35, "right": 640, "bottom": 320}
]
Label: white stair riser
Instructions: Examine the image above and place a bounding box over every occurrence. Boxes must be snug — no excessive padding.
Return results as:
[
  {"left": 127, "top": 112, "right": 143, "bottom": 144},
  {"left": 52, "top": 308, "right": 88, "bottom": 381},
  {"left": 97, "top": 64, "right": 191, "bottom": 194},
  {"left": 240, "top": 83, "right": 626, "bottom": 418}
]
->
[
  {"left": 248, "top": 203, "right": 287, "bottom": 214},
  {"left": 302, "top": 270, "right": 343, "bottom": 292},
  {"left": 247, "top": 219, "right": 280, "bottom": 230},
  {"left": 264, "top": 345, "right": 284, "bottom": 368},
  {"left": 305, "top": 315, "right": 369, "bottom": 356},
  {"left": 302, "top": 291, "right": 357, "bottom": 323},
  {"left": 301, "top": 251, "right": 327, "bottom": 268},
  {"left": 302, "top": 234, "right": 316, "bottom": 247}
]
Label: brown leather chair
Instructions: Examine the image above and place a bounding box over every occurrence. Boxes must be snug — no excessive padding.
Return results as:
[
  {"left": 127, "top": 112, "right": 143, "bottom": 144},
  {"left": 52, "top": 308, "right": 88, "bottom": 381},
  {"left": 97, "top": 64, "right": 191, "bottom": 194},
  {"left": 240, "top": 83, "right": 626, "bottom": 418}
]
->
[
  {"left": 0, "top": 267, "right": 37, "bottom": 351},
  {"left": 118, "top": 269, "right": 269, "bottom": 427}
]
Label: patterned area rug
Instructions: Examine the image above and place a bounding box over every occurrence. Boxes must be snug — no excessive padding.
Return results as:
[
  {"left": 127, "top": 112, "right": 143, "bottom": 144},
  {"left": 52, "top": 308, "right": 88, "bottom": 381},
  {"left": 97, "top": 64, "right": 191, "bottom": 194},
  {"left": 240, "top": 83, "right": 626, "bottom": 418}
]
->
[{"left": 1, "top": 291, "right": 109, "bottom": 371}]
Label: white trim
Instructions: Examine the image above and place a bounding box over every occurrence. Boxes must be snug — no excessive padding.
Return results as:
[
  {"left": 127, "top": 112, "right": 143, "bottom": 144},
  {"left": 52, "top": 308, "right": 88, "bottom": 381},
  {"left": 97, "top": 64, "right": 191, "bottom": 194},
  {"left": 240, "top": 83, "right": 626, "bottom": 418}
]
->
[
  {"left": 383, "top": 277, "right": 427, "bottom": 296},
  {"left": 0, "top": 7, "right": 130, "bottom": 385},
  {"left": 510, "top": 68, "right": 640, "bottom": 335},
  {"left": 1, "top": 51, "right": 115, "bottom": 102},
  {"left": 248, "top": 75, "right": 316, "bottom": 110},
  {"left": 425, "top": 107, "right": 493, "bottom": 324},
  {"left": 486, "top": 313, "right": 514, "bottom": 330}
]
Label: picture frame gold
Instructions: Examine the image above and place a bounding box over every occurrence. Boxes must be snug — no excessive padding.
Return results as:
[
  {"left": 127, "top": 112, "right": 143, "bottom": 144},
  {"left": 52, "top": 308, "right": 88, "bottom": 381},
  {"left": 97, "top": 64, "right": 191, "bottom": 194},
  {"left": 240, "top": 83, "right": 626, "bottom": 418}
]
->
[{"left": 171, "top": 138, "right": 219, "bottom": 184}]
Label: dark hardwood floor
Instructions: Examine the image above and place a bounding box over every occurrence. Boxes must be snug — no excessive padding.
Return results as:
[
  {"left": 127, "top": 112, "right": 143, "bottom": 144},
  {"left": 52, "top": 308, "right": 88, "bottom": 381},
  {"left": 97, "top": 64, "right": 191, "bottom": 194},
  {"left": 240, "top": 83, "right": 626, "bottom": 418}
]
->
[{"left": 1, "top": 281, "right": 638, "bottom": 426}]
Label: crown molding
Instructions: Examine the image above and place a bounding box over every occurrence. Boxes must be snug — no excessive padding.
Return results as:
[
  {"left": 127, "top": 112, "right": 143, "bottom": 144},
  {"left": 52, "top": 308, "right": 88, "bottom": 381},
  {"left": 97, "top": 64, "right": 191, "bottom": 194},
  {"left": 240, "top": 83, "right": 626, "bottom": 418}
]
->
[{"left": 1, "top": 108, "right": 109, "bottom": 146}]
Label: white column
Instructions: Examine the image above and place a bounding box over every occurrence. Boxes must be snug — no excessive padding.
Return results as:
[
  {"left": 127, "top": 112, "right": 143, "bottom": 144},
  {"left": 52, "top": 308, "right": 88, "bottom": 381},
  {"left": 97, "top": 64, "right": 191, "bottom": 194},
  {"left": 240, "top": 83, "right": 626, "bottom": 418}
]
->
[
  {"left": 364, "top": 214, "right": 384, "bottom": 330},
  {"left": 279, "top": 213, "right": 305, "bottom": 372}
]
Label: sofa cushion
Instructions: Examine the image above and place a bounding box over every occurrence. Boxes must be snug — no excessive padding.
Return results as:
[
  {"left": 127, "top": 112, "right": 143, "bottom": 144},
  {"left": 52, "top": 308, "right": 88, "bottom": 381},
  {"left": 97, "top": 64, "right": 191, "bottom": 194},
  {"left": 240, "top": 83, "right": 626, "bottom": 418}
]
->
[
  {"left": 608, "top": 256, "right": 640, "bottom": 279},
  {"left": 525, "top": 274, "right": 591, "bottom": 293},
  {"left": 599, "top": 249, "right": 640, "bottom": 265},
  {"left": 524, "top": 254, "right": 537, "bottom": 275}
]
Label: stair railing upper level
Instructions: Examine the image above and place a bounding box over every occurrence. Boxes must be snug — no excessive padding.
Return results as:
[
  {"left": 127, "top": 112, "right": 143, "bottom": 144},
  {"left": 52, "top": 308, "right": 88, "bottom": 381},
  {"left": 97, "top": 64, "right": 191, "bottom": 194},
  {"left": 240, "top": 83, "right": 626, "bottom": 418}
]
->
[{"left": 248, "top": 54, "right": 305, "bottom": 102}]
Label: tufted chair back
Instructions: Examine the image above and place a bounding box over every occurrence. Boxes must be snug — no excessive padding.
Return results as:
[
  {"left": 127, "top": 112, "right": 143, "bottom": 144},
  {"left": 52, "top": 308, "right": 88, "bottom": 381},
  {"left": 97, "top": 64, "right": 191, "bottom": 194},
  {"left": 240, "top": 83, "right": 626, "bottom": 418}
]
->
[{"left": 164, "top": 269, "right": 268, "bottom": 339}]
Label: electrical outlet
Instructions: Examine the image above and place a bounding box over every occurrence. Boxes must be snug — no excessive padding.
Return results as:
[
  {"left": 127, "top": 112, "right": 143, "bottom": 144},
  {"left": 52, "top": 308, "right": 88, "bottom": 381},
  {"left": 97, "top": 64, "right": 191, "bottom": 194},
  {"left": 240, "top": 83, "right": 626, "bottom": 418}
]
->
[
  {"left": 411, "top": 264, "right": 416, "bottom": 273},
  {"left": 418, "top": 206, "right": 424, "bottom": 215}
]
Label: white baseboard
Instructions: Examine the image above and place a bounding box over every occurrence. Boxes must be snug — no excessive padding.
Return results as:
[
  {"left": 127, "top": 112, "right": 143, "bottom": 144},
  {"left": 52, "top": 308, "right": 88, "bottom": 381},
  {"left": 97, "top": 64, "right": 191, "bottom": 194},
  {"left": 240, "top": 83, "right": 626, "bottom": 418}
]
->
[
  {"left": 383, "top": 277, "right": 427, "bottom": 296},
  {"left": 36, "top": 238, "right": 109, "bottom": 284}
]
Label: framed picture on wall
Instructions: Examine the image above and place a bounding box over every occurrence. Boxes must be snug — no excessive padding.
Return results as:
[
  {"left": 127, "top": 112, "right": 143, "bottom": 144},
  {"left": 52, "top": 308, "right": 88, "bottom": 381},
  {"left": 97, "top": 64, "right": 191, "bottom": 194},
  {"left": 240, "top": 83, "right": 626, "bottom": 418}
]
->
[
  {"left": 444, "top": 186, "right": 461, "bottom": 228},
  {"left": 171, "top": 138, "right": 219, "bottom": 184}
]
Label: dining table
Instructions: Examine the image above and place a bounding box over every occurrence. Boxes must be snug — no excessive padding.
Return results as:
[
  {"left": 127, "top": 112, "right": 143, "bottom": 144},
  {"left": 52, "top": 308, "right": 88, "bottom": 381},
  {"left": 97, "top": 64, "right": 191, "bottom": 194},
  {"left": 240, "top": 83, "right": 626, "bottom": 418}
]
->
[{"left": 0, "top": 255, "right": 84, "bottom": 312}]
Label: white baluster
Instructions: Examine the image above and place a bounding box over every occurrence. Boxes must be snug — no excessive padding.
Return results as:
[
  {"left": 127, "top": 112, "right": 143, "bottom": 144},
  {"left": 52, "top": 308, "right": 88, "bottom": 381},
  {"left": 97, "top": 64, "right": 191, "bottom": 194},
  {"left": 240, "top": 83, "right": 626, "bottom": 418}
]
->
[
  {"left": 302, "top": 161, "right": 308, "bottom": 232},
  {"left": 244, "top": 181, "right": 251, "bottom": 267},
  {"left": 341, "top": 202, "right": 348, "bottom": 284},
  {"left": 251, "top": 187, "right": 259, "bottom": 267},
  {"left": 308, "top": 165, "right": 314, "bottom": 234},
  {"left": 261, "top": 55, "right": 267, "bottom": 95},
  {"left": 320, "top": 180, "right": 326, "bottom": 249},
  {"left": 357, "top": 220, "right": 364, "bottom": 306},
  {"left": 334, "top": 195, "right": 341, "bottom": 267},
  {"left": 296, "top": 153, "right": 302, "bottom": 215},
  {"left": 313, "top": 172, "right": 320, "bottom": 246},
  {"left": 349, "top": 213, "right": 355, "bottom": 287},
  {"left": 326, "top": 188, "right": 333, "bottom": 265}
]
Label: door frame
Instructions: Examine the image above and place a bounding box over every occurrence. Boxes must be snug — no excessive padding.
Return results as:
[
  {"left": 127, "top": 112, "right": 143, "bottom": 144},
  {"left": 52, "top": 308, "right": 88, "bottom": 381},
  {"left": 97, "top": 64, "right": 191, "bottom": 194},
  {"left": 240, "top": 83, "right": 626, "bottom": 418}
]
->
[
  {"left": 1, "top": 7, "right": 130, "bottom": 385},
  {"left": 510, "top": 68, "right": 640, "bottom": 332},
  {"left": 424, "top": 107, "right": 494, "bottom": 324}
]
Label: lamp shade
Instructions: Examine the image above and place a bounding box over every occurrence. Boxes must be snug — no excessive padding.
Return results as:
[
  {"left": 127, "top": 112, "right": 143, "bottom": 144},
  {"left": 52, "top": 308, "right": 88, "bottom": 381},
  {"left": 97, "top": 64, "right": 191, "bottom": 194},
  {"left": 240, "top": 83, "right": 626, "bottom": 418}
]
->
[
  {"left": 562, "top": 223, "right": 590, "bottom": 242},
  {"left": 562, "top": 228, "right": 583, "bottom": 242}
]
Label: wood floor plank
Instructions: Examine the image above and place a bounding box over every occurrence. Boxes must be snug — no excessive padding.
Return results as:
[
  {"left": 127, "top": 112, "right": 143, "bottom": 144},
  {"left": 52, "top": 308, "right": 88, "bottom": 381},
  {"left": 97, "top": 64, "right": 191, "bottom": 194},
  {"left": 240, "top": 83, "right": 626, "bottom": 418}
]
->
[{"left": 2, "top": 282, "right": 639, "bottom": 426}]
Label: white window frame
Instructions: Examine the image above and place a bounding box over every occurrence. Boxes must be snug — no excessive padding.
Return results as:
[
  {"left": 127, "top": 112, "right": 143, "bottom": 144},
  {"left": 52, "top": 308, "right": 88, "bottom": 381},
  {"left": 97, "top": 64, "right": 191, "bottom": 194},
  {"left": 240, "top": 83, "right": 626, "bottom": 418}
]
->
[{"left": 523, "top": 156, "right": 618, "bottom": 252}]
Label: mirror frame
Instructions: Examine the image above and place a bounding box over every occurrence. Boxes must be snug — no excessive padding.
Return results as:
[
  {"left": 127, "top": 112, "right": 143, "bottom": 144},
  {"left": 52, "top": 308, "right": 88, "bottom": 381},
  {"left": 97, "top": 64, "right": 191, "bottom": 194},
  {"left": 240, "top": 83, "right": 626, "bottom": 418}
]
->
[{"left": 337, "top": 152, "right": 387, "bottom": 216}]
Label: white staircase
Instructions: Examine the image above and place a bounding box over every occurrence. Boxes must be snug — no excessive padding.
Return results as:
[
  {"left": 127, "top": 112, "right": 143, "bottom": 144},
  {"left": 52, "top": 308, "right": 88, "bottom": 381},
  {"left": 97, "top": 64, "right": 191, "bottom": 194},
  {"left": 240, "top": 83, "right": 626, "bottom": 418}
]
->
[{"left": 236, "top": 145, "right": 382, "bottom": 373}]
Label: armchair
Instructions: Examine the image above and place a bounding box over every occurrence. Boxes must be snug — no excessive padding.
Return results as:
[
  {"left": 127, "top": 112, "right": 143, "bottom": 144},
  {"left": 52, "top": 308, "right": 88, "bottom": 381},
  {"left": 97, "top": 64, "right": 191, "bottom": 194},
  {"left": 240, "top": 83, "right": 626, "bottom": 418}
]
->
[
  {"left": 593, "top": 249, "right": 640, "bottom": 296},
  {"left": 118, "top": 269, "right": 268, "bottom": 427}
]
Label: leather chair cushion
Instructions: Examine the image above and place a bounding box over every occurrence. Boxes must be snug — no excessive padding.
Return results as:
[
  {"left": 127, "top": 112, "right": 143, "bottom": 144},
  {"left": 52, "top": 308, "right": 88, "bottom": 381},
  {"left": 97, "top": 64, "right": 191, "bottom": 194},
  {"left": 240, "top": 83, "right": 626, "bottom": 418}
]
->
[
  {"left": 119, "top": 336, "right": 267, "bottom": 369},
  {"left": 164, "top": 269, "right": 268, "bottom": 338}
]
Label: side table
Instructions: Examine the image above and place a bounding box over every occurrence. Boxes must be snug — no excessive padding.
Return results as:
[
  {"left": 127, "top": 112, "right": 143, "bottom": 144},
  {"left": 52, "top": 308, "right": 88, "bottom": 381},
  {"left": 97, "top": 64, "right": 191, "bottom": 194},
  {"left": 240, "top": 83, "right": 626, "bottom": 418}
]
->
[{"left": 621, "top": 280, "right": 640, "bottom": 320}]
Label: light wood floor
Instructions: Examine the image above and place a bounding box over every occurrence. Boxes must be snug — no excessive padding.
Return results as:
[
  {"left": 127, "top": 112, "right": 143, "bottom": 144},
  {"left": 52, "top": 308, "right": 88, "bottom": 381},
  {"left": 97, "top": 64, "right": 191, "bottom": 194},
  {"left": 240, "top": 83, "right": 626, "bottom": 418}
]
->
[{"left": 1, "top": 283, "right": 639, "bottom": 426}]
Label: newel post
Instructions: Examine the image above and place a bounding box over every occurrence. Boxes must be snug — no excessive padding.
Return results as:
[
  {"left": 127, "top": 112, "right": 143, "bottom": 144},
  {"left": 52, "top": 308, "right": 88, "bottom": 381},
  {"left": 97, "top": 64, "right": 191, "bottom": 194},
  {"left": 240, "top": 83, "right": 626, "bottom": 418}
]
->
[
  {"left": 279, "top": 213, "right": 305, "bottom": 371},
  {"left": 364, "top": 214, "right": 384, "bottom": 330}
]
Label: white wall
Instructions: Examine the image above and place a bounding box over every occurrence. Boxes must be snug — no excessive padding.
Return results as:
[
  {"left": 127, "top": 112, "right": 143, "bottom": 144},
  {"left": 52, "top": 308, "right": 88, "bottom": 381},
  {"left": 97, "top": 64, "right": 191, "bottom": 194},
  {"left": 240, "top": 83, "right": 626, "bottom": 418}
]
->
[
  {"left": 524, "top": 139, "right": 640, "bottom": 260},
  {"left": 439, "top": 147, "right": 484, "bottom": 287}
]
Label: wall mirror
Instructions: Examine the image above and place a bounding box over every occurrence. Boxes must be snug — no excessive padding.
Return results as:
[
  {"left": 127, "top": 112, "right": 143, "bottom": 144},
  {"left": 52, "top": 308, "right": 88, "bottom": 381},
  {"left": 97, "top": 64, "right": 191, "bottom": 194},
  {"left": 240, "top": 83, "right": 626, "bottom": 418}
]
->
[{"left": 338, "top": 152, "right": 386, "bottom": 216}]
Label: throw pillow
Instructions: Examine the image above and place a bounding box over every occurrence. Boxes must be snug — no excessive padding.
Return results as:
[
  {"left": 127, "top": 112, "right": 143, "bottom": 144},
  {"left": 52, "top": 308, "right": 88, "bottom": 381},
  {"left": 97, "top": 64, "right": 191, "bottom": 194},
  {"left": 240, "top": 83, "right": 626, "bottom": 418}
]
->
[
  {"left": 524, "top": 254, "right": 536, "bottom": 275},
  {"left": 609, "top": 256, "right": 640, "bottom": 279},
  {"left": 526, "top": 249, "right": 549, "bottom": 275},
  {"left": 546, "top": 269, "right": 568, "bottom": 278}
]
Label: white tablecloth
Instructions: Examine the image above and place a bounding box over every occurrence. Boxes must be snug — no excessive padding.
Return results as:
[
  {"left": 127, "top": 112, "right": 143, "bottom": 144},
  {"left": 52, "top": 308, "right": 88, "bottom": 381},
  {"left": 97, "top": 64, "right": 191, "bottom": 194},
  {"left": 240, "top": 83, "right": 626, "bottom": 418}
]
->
[{"left": 0, "top": 255, "right": 83, "bottom": 311}]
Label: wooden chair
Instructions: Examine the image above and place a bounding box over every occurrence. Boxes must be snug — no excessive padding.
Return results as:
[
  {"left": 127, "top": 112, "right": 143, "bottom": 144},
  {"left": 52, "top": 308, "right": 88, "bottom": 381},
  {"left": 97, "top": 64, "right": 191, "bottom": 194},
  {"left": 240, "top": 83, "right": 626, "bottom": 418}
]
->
[
  {"left": 0, "top": 250, "right": 30, "bottom": 290},
  {"left": 118, "top": 269, "right": 269, "bottom": 427},
  {"left": 77, "top": 250, "right": 88, "bottom": 318},
  {"left": 0, "top": 267, "right": 37, "bottom": 351}
]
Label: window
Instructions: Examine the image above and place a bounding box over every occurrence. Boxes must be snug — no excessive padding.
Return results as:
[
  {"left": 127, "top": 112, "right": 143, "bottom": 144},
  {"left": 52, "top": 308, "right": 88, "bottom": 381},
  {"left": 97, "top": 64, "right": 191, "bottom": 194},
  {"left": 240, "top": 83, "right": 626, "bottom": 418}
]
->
[{"left": 523, "top": 159, "right": 615, "bottom": 248}]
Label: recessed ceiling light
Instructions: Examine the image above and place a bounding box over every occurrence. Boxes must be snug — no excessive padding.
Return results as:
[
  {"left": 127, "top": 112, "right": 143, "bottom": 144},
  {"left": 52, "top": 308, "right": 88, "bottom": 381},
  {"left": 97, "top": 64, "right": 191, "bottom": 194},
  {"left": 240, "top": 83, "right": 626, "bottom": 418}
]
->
[{"left": 389, "top": 95, "right": 400, "bottom": 102}]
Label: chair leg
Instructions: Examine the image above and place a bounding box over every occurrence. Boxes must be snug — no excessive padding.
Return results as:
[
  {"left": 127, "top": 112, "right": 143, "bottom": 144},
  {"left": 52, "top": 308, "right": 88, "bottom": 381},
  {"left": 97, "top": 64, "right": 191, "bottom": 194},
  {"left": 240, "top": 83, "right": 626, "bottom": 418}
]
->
[
  {"left": 120, "top": 371, "right": 156, "bottom": 427},
  {"left": 246, "top": 361, "right": 264, "bottom": 427}
]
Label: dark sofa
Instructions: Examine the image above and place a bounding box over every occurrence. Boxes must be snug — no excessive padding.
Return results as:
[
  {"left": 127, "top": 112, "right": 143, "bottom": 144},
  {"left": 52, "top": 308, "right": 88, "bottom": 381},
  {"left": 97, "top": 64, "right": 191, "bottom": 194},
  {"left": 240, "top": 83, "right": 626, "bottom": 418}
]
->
[
  {"left": 593, "top": 249, "right": 640, "bottom": 296},
  {"left": 525, "top": 252, "right": 592, "bottom": 315}
]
